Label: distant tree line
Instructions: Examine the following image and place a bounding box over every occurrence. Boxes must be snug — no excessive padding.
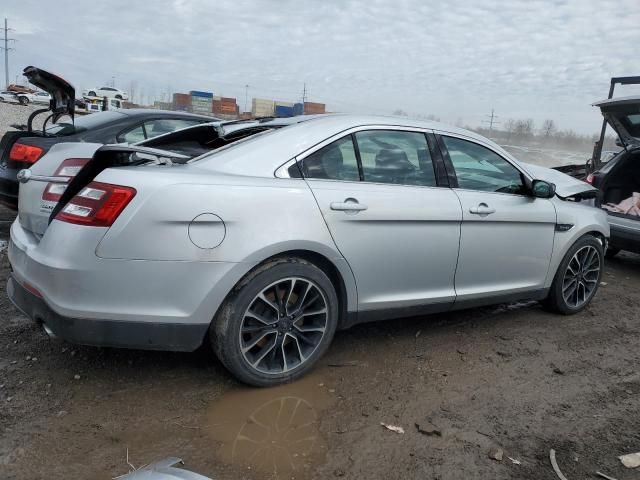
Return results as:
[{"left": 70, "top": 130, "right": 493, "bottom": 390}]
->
[{"left": 473, "top": 118, "right": 617, "bottom": 153}]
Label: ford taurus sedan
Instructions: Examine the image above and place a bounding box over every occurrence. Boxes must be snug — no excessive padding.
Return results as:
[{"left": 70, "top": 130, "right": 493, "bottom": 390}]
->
[{"left": 7, "top": 114, "right": 609, "bottom": 386}]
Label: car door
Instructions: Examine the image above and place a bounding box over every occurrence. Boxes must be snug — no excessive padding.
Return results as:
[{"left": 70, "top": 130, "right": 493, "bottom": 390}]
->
[
  {"left": 300, "top": 127, "right": 462, "bottom": 315},
  {"left": 437, "top": 133, "right": 556, "bottom": 304}
]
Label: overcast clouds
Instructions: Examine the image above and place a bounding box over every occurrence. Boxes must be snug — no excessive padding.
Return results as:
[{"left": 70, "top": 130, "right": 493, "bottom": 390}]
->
[{"left": 3, "top": 0, "right": 640, "bottom": 133}]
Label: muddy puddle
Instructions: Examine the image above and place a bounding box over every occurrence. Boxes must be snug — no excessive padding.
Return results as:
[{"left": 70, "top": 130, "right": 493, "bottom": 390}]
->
[{"left": 207, "top": 374, "right": 335, "bottom": 479}]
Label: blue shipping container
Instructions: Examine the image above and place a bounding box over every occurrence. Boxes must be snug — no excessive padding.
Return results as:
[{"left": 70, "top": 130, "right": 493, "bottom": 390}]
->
[
  {"left": 275, "top": 105, "right": 294, "bottom": 118},
  {"left": 190, "top": 90, "right": 214, "bottom": 98},
  {"left": 293, "top": 103, "right": 304, "bottom": 116}
]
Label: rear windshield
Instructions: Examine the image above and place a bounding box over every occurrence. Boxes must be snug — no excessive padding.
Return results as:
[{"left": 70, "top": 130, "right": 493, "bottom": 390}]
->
[
  {"left": 45, "top": 110, "right": 127, "bottom": 136},
  {"left": 620, "top": 113, "right": 640, "bottom": 137}
]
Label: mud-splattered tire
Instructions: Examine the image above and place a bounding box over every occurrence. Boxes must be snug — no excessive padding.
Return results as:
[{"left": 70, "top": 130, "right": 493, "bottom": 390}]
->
[
  {"left": 543, "top": 235, "right": 604, "bottom": 315},
  {"left": 210, "top": 257, "right": 339, "bottom": 387}
]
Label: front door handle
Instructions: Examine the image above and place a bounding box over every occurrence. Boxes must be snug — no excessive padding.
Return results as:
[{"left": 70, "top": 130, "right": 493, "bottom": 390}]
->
[
  {"left": 469, "top": 203, "right": 495, "bottom": 216},
  {"left": 330, "top": 198, "right": 368, "bottom": 212}
]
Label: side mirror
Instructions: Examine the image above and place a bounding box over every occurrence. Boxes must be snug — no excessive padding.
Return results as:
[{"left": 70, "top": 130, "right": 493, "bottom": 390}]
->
[{"left": 531, "top": 179, "right": 556, "bottom": 199}]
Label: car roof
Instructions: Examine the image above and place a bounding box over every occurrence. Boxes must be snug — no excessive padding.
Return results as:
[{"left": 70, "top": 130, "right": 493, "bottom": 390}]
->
[
  {"left": 196, "top": 113, "right": 507, "bottom": 177},
  {"left": 117, "top": 109, "right": 217, "bottom": 121}
]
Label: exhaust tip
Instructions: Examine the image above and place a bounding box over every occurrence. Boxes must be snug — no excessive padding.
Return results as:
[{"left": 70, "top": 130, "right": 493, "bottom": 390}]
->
[{"left": 42, "top": 323, "right": 57, "bottom": 339}]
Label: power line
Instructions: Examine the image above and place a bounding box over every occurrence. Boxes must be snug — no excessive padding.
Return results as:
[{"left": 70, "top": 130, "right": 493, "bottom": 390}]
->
[
  {"left": 482, "top": 108, "right": 500, "bottom": 131},
  {"left": 1, "top": 18, "right": 16, "bottom": 88}
]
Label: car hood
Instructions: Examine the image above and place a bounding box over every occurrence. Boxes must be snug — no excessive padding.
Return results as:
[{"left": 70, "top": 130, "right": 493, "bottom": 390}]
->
[
  {"left": 22, "top": 66, "right": 75, "bottom": 119},
  {"left": 593, "top": 96, "right": 640, "bottom": 150},
  {"left": 520, "top": 162, "right": 597, "bottom": 199}
]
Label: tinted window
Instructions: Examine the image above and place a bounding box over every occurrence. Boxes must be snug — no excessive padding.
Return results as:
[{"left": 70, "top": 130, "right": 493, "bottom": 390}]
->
[
  {"left": 45, "top": 110, "right": 126, "bottom": 136},
  {"left": 355, "top": 130, "right": 436, "bottom": 186},
  {"left": 443, "top": 136, "right": 525, "bottom": 194},
  {"left": 143, "top": 119, "right": 202, "bottom": 138},
  {"left": 300, "top": 136, "right": 360, "bottom": 181},
  {"left": 121, "top": 125, "right": 146, "bottom": 143}
]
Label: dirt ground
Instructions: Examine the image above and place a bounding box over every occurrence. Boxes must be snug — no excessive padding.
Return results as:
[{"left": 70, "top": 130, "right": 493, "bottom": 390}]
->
[{"left": 1, "top": 203, "right": 640, "bottom": 480}]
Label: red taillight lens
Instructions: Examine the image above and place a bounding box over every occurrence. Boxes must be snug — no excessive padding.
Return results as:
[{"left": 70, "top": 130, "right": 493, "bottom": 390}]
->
[
  {"left": 42, "top": 158, "right": 89, "bottom": 202},
  {"left": 585, "top": 174, "right": 594, "bottom": 185},
  {"left": 55, "top": 181, "right": 136, "bottom": 227},
  {"left": 9, "top": 143, "right": 45, "bottom": 164}
]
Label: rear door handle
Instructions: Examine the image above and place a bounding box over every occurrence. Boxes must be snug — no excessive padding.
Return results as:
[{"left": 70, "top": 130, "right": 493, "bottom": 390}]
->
[
  {"left": 330, "top": 199, "right": 368, "bottom": 212},
  {"left": 469, "top": 203, "right": 495, "bottom": 216}
]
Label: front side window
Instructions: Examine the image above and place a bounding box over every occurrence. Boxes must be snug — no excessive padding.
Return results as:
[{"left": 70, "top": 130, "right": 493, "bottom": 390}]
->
[
  {"left": 299, "top": 136, "right": 360, "bottom": 181},
  {"left": 442, "top": 136, "right": 526, "bottom": 194},
  {"left": 354, "top": 130, "right": 436, "bottom": 186}
]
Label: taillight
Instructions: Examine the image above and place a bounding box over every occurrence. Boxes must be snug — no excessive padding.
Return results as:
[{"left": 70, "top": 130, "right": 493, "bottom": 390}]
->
[
  {"left": 9, "top": 143, "right": 44, "bottom": 164},
  {"left": 585, "top": 173, "right": 594, "bottom": 185},
  {"left": 42, "top": 158, "right": 89, "bottom": 202},
  {"left": 55, "top": 181, "right": 136, "bottom": 227}
]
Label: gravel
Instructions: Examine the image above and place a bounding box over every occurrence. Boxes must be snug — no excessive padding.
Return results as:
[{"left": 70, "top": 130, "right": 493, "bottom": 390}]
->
[{"left": 0, "top": 102, "right": 48, "bottom": 135}]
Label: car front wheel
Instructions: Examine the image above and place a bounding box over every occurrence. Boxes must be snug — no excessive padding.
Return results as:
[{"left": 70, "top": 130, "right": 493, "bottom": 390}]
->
[
  {"left": 211, "top": 257, "right": 339, "bottom": 387},
  {"left": 544, "top": 235, "right": 604, "bottom": 315}
]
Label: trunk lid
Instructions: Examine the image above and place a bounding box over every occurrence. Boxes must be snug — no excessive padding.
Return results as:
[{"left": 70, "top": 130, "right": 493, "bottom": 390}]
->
[
  {"left": 22, "top": 66, "right": 75, "bottom": 120},
  {"left": 593, "top": 96, "right": 640, "bottom": 150}
]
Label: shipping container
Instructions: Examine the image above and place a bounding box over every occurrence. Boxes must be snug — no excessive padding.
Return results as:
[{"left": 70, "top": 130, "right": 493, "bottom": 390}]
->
[
  {"left": 275, "top": 100, "right": 294, "bottom": 108},
  {"left": 304, "top": 101, "right": 326, "bottom": 114},
  {"left": 275, "top": 105, "right": 294, "bottom": 118},
  {"left": 293, "top": 103, "right": 304, "bottom": 116},
  {"left": 220, "top": 96, "right": 236, "bottom": 104},
  {"left": 173, "top": 93, "right": 190, "bottom": 106},
  {"left": 190, "top": 90, "right": 214, "bottom": 98},
  {"left": 212, "top": 100, "right": 237, "bottom": 114},
  {"left": 252, "top": 98, "right": 275, "bottom": 117}
]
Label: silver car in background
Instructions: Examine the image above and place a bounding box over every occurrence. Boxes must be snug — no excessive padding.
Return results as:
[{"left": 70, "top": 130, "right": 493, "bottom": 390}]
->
[{"left": 7, "top": 115, "right": 609, "bottom": 386}]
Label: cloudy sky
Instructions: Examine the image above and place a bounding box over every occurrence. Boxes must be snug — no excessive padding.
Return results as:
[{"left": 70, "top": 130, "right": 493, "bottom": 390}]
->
[{"left": 4, "top": 0, "right": 640, "bottom": 133}]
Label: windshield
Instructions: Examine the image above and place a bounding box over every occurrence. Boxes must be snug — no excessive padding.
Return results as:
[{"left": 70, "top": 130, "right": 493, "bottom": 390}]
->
[{"left": 45, "top": 110, "right": 126, "bottom": 136}]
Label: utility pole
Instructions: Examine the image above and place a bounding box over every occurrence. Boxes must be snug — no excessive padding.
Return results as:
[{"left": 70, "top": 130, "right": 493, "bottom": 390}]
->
[
  {"left": 301, "top": 83, "right": 307, "bottom": 104},
  {"left": 482, "top": 108, "right": 499, "bottom": 132},
  {"left": 1, "top": 18, "right": 16, "bottom": 89},
  {"left": 244, "top": 84, "right": 249, "bottom": 113}
]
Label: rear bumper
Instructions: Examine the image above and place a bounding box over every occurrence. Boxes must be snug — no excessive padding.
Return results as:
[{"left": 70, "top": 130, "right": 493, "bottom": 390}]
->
[{"left": 7, "top": 274, "right": 207, "bottom": 351}]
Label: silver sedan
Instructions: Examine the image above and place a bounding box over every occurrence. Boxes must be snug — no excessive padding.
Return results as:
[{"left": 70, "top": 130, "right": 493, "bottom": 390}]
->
[{"left": 8, "top": 115, "right": 609, "bottom": 386}]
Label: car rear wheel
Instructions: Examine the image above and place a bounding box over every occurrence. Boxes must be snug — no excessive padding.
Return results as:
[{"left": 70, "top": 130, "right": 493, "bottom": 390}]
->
[
  {"left": 18, "top": 96, "right": 29, "bottom": 105},
  {"left": 115, "top": 94, "right": 122, "bottom": 99},
  {"left": 211, "top": 257, "right": 339, "bottom": 387},
  {"left": 543, "top": 235, "right": 603, "bottom": 315}
]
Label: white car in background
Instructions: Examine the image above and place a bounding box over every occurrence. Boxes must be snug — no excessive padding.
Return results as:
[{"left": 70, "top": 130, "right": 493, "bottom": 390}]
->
[
  {"left": 14, "top": 91, "right": 52, "bottom": 105},
  {"left": 82, "top": 86, "right": 129, "bottom": 100},
  {"left": 0, "top": 91, "right": 19, "bottom": 103}
]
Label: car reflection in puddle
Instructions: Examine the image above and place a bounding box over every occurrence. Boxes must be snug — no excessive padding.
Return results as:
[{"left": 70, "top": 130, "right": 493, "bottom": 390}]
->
[{"left": 207, "top": 374, "right": 335, "bottom": 478}]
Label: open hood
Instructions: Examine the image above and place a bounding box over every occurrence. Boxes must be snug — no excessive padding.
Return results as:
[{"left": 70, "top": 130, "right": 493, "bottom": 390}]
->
[
  {"left": 521, "top": 162, "right": 597, "bottom": 199},
  {"left": 593, "top": 96, "right": 640, "bottom": 150},
  {"left": 22, "top": 66, "right": 75, "bottom": 120}
]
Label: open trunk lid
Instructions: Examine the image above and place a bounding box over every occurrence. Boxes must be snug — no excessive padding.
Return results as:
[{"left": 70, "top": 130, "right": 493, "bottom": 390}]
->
[
  {"left": 22, "top": 66, "right": 75, "bottom": 120},
  {"left": 593, "top": 96, "right": 640, "bottom": 150}
]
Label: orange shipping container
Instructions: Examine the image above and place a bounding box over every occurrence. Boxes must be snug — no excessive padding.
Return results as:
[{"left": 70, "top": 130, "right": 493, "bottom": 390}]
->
[{"left": 304, "top": 101, "right": 325, "bottom": 114}]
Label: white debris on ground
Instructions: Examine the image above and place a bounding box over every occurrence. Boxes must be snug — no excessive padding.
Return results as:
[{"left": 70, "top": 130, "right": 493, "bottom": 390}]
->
[{"left": 0, "top": 103, "right": 47, "bottom": 135}]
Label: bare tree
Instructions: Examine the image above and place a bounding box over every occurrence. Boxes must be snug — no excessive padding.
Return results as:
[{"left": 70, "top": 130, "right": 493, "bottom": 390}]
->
[
  {"left": 514, "top": 118, "right": 534, "bottom": 139},
  {"left": 504, "top": 118, "right": 516, "bottom": 141},
  {"left": 541, "top": 119, "right": 557, "bottom": 138}
]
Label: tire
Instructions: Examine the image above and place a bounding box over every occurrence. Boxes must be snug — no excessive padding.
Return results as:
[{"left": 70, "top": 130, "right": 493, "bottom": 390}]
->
[
  {"left": 18, "top": 96, "right": 29, "bottom": 105},
  {"left": 605, "top": 247, "right": 620, "bottom": 259},
  {"left": 543, "top": 235, "right": 604, "bottom": 315},
  {"left": 211, "top": 257, "right": 339, "bottom": 387},
  {"left": 88, "top": 91, "right": 96, "bottom": 97},
  {"left": 115, "top": 94, "right": 122, "bottom": 100}
]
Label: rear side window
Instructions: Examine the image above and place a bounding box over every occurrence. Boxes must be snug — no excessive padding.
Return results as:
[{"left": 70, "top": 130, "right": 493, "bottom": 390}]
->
[
  {"left": 300, "top": 136, "right": 360, "bottom": 181},
  {"left": 354, "top": 130, "right": 436, "bottom": 186},
  {"left": 120, "top": 125, "right": 145, "bottom": 144},
  {"left": 143, "top": 119, "right": 203, "bottom": 138},
  {"left": 45, "top": 110, "right": 126, "bottom": 136}
]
